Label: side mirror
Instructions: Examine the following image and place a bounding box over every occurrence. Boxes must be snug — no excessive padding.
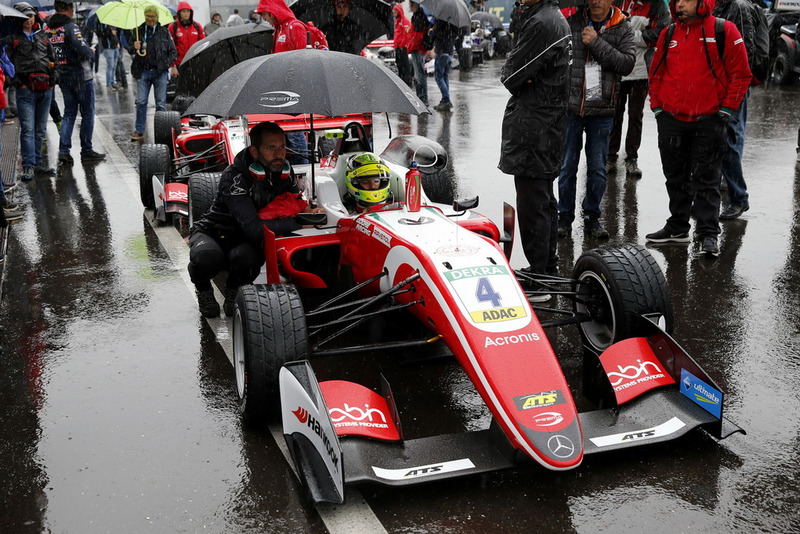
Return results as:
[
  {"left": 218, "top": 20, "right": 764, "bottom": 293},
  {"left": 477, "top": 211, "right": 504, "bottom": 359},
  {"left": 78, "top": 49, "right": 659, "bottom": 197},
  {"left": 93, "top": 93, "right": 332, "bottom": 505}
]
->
[
  {"left": 295, "top": 212, "right": 328, "bottom": 226},
  {"left": 452, "top": 196, "right": 479, "bottom": 211}
]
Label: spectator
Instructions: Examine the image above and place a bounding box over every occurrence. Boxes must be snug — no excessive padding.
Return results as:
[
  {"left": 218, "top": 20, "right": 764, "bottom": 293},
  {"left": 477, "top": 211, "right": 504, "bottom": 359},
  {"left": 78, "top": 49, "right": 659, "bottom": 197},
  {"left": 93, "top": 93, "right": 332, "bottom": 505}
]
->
[
  {"left": 1, "top": 2, "right": 58, "bottom": 180},
  {"left": 498, "top": 0, "right": 571, "bottom": 286},
  {"left": 320, "top": 0, "right": 362, "bottom": 54},
  {"left": 508, "top": 1, "right": 525, "bottom": 41},
  {"left": 607, "top": 0, "right": 670, "bottom": 178},
  {"left": 205, "top": 12, "right": 223, "bottom": 35},
  {"left": 187, "top": 122, "right": 322, "bottom": 317},
  {"left": 226, "top": 9, "right": 245, "bottom": 27},
  {"left": 556, "top": 0, "right": 635, "bottom": 239},
  {"left": 96, "top": 22, "right": 122, "bottom": 92},
  {"left": 392, "top": 2, "right": 413, "bottom": 87},
  {"left": 46, "top": 0, "right": 105, "bottom": 165},
  {"left": 247, "top": 10, "right": 260, "bottom": 24},
  {"left": 0, "top": 61, "right": 23, "bottom": 224},
  {"left": 407, "top": 1, "right": 429, "bottom": 106},
  {"left": 713, "top": 0, "right": 760, "bottom": 220},
  {"left": 129, "top": 6, "right": 177, "bottom": 141},
  {"left": 169, "top": 1, "right": 205, "bottom": 79},
  {"left": 431, "top": 18, "right": 458, "bottom": 111},
  {"left": 646, "top": 0, "right": 750, "bottom": 257}
]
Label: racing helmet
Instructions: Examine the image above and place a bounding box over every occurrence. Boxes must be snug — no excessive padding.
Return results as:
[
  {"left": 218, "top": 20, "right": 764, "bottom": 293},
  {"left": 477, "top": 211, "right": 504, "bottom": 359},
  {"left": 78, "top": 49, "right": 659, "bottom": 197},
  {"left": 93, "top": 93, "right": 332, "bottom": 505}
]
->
[{"left": 345, "top": 152, "right": 392, "bottom": 209}]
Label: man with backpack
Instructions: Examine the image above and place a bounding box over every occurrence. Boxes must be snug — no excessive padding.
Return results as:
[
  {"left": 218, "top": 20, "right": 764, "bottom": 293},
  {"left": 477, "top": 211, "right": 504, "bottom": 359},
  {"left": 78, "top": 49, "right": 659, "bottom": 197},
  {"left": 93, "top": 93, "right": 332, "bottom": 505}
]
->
[
  {"left": 169, "top": 2, "right": 205, "bottom": 80},
  {"left": 407, "top": 1, "right": 430, "bottom": 106},
  {"left": 712, "top": 0, "right": 770, "bottom": 220},
  {"left": 1, "top": 2, "right": 58, "bottom": 180},
  {"left": 646, "top": 0, "right": 751, "bottom": 257}
]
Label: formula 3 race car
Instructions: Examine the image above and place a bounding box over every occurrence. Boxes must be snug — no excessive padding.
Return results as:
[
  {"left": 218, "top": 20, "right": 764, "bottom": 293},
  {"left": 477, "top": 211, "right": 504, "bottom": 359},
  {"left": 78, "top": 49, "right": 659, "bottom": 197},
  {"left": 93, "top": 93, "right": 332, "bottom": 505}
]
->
[{"left": 227, "top": 136, "right": 746, "bottom": 505}]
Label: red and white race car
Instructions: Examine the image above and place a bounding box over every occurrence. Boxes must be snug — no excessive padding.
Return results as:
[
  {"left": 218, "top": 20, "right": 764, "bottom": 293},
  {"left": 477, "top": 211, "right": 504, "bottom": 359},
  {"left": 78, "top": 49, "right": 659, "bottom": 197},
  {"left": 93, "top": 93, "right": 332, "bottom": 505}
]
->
[{"left": 224, "top": 126, "right": 745, "bottom": 505}]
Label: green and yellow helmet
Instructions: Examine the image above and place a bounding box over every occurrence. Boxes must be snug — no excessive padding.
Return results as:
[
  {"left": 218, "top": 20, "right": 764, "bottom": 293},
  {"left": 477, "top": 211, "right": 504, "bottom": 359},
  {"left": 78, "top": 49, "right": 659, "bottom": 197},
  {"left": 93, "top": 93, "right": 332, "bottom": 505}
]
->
[{"left": 345, "top": 152, "right": 392, "bottom": 209}]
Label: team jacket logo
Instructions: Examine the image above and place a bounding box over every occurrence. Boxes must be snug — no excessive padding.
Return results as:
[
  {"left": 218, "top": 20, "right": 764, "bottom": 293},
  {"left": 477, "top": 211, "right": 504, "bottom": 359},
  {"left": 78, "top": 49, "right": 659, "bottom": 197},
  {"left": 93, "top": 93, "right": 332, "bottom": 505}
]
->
[
  {"left": 514, "top": 390, "right": 565, "bottom": 410},
  {"left": 259, "top": 91, "right": 300, "bottom": 108}
]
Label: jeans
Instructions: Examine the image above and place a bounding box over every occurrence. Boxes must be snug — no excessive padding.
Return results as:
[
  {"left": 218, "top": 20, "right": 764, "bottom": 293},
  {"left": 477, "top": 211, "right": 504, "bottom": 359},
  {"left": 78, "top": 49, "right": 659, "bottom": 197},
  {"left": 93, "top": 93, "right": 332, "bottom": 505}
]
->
[
  {"left": 434, "top": 53, "right": 451, "bottom": 104},
  {"left": 557, "top": 114, "right": 614, "bottom": 224},
  {"left": 17, "top": 87, "right": 53, "bottom": 168},
  {"left": 608, "top": 79, "right": 648, "bottom": 160},
  {"left": 410, "top": 51, "right": 428, "bottom": 104},
  {"left": 59, "top": 79, "right": 95, "bottom": 155},
  {"left": 103, "top": 48, "right": 120, "bottom": 88},
  {"left": 720, "top": 92, "right": 749, "bottom": 209},
  {"left": 135, "top": 69, "right": 168, "bottom": 135},
  {"left": 656, "top": 113, "right": 727, "bottom": 237}
]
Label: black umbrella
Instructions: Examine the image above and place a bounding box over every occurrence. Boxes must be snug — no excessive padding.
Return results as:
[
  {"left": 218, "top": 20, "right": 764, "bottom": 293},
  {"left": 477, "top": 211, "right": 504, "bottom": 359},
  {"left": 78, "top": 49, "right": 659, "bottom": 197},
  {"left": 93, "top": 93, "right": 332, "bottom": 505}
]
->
[
  {"left": 470, "top": 11, "right": 502, "bottom": 31},
  {"left": 288, "top": 0, "right": 392, "bottom": 54},
  {"left": 184, "top": 48, "right": 427, "bottom": 117},
  {"left": 176, "top": 21, "right": 274, "bottom": 97}
]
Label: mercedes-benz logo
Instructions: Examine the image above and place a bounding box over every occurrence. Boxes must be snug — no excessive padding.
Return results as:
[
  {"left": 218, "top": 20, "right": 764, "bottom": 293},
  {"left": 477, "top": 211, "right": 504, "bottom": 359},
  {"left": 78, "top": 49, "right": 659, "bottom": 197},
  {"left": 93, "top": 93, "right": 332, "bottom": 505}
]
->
[{"left": 547, "top": 434, "right": 575, "bottom": 458}]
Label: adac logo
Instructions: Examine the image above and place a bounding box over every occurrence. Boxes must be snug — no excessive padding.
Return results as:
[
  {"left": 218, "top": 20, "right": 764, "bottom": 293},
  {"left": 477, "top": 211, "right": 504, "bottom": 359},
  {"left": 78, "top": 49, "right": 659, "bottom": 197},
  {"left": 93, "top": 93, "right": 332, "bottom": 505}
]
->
[
  {"left": 292, "top": 406, "right": 309, "bottom": 423},
  {"left": 514, "top": 390, "right": 565, "bottom": 410},
  {"left": 259, "top": 91, "right": 300, "bottom": 108}
]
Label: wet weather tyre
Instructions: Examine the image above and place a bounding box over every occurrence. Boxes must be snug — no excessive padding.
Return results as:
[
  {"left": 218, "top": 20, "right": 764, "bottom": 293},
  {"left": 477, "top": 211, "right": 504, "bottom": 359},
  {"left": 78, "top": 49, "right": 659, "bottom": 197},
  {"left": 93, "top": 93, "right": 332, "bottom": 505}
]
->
[
  {"left": 154, "top": 110, "right": 181, "bottom": 150},
  {"left": 573, "top": 243, "right": 673, "bottom": 353},
  {"left": 139, "top": 143, "right": 171, "bottom": 209},
  {"left": 772, "top": 51, "right": 796, "bottom": 85},
  {"left": 233, "top": 284, "right": 309, "bottom": 424},
  {"left": 458, "top": 47, "right": 473, "bottom": 70},
  {"left": 188, "top": 172, "right": 221, "bottom": 227},
  {"left": 422, "top": 170, "right": 455, "bottom": 205}
]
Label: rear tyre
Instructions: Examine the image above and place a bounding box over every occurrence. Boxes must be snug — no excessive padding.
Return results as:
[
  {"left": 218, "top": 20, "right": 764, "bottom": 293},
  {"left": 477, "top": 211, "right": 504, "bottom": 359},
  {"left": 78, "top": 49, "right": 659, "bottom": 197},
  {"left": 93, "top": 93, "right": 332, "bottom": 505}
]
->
[
  {"left": 139, "top": 143, "right": 171, "bottom": 209},
  {"left": 573, "top": 244, "right": 673, "bottom": 353},
  {"left": 188, "top": 172, "right": 221, "bottom": 227},
  {"left": 772, "top": 51, "right": 796, "bottom": 84},
  {"left": 154, "top": 110, "right": 182, "bottom": 150},
  {"left": 234, "top": 284, "right": 309, "bottom": 423},
  {"left": 458, "top": 46, "right": 473, "bottom": 71}
]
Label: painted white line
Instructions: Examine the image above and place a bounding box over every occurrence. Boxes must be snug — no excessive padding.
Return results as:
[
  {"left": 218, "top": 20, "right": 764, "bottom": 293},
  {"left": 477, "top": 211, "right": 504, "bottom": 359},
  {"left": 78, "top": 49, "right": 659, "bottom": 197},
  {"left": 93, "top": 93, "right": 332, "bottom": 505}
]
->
[{"left": 94, "top": 119, "right": 388, "bottom": 534}]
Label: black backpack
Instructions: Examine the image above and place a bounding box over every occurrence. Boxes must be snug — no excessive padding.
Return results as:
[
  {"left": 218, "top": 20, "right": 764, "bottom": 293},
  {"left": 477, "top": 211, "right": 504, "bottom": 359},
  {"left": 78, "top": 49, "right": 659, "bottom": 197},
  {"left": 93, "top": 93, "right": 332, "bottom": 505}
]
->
[{"left": 653, "top": 19, "right": 727, "bottom": 79}]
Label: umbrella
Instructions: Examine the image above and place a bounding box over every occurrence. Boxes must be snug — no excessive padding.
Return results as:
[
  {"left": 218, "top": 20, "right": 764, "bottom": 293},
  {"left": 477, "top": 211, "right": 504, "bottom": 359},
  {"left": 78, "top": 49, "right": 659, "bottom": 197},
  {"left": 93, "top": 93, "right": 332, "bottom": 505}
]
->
[
  {"left": 288, "top": 0, "right": 392, "bottom": 54},
  {"left": 185, "top": 48, "right": 427, "bottom": 117},
  {"left": 0, "top": 4, "right": 28, "bottom": 18},
  {"left": 470, "top": 11, "right": 502, "bottom": 31},
  {"left": 418, "top": 0, "right": 470, "bottom": 29},
  {"left": 0, "top": 0, "right": 53, "bottom": 8},
  {"left": 95, "top": 0, "right": 172, "bottom": 29},
  {"left": 176, "top": 21, "right": 273, "bottom": 97}
]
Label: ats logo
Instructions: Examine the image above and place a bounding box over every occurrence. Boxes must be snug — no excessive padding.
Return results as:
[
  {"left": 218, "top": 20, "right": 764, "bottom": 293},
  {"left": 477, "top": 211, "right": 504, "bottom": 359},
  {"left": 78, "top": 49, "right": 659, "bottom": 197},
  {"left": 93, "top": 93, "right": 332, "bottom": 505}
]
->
[
  {"left": 404, "top": 465, "right": 442, "bottom": 478},
  {"left": 514, "top": 390, "right": 566, "bottom": 410}
]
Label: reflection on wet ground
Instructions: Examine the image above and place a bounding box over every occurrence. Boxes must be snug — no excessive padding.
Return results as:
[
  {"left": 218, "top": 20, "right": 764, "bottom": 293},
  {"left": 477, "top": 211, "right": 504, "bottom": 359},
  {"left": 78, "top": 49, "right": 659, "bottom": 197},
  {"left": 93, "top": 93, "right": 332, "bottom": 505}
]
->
[{"left": 1, "top": 56, "right": 799, "bottom": 532}]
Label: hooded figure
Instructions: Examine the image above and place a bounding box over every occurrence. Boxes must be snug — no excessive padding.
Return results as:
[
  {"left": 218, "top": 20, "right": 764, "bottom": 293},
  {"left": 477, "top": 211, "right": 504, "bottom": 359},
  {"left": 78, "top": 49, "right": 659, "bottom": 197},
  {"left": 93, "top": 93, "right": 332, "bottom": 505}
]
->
[
  {"left": 392, "top": 3, "right": 413, "bottom": 86},
  {"left": 257, "top": 0, "right": 308, "bottom": 53},
  {"left": 205, "top": 12, "right": 223, "bottom": 35},
  {"left": 169, "top": 0, "right": 205, "bottom": 74},
  {"left": 498, "top": 0, "right": 571, "bottom": 279},
  {"left": 645, "top": 0, "right": 751, "bottom": 257}
]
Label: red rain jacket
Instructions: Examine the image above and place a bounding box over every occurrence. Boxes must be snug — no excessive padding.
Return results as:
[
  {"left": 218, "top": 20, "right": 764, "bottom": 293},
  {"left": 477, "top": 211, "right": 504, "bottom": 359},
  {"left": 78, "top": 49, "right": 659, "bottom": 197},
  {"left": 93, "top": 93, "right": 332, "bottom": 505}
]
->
[{"left": 648, "top": 0, "right": 751, "bottom": 121}]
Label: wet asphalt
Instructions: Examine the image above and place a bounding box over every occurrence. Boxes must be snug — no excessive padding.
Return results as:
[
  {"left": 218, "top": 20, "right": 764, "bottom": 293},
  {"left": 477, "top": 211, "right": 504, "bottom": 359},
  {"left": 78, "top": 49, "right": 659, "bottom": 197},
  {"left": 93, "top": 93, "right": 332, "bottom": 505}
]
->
[{"left": 1, "top": 53, "right": 799, "bottom": 533}]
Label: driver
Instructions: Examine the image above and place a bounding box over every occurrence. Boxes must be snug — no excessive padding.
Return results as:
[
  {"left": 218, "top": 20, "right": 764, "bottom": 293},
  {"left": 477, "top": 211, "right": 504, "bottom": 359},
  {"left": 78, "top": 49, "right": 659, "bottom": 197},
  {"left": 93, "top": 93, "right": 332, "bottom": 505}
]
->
[
  {"left": 343, "top": 152, "right": 394, "bottom": 213},
  {"left": 188, "top": 121, "right": 322, "bottom": 318}
]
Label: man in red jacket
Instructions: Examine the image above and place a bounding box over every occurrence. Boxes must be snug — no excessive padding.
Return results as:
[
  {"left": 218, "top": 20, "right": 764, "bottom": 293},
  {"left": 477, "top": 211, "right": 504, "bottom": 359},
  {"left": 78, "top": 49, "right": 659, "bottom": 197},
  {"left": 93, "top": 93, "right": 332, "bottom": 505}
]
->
[
  {"left": 257, "top": 0, "right": 309, "bottom": 53},
  {"left": 169, "top": 1, "right": 205, "bottom": 79},
  {"left": 646, "top": 0, "right": 750, "bottom": 257}
]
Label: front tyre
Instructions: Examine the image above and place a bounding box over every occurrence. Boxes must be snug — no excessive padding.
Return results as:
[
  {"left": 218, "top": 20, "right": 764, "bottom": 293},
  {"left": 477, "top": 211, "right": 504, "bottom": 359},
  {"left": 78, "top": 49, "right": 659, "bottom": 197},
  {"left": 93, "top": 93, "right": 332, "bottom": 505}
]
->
[
  {"left": 234, "top": 284, "right": 309, "bottom": 423},
  {"left": 573, "top": 244, "right": 673, "bottom": 353},
  {"left": 139, "top": 143, "right": 171, "bottom": 209}
]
